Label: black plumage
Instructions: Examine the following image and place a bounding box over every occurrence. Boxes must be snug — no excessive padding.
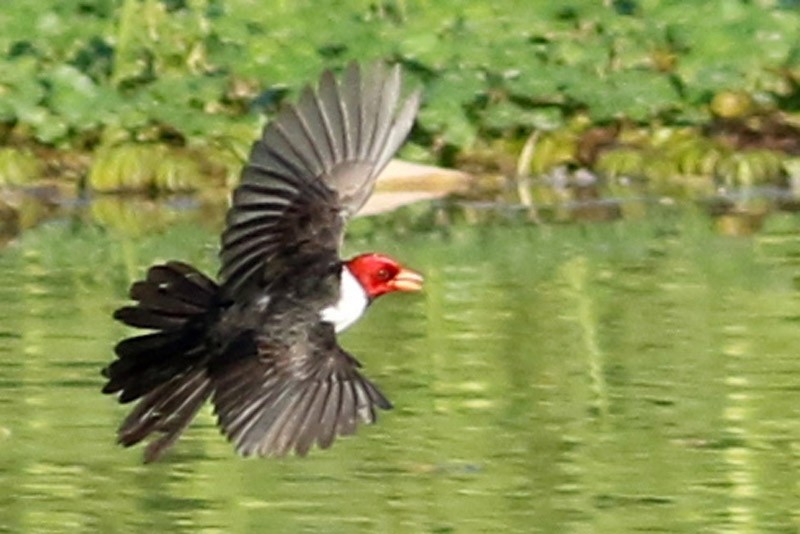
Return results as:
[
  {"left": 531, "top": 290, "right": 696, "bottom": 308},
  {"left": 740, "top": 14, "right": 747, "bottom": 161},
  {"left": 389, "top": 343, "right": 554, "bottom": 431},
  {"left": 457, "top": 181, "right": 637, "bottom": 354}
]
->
[{"left": 101, "top": 63, "right": 420, "bottom": 462}]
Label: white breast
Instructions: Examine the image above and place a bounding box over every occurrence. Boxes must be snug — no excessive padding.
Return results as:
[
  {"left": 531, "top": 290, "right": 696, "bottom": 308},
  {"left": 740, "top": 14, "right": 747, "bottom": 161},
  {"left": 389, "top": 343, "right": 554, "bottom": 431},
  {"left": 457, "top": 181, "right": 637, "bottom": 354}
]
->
[{"left": 320, "top": 267, "right": 368, "bottom": 333}]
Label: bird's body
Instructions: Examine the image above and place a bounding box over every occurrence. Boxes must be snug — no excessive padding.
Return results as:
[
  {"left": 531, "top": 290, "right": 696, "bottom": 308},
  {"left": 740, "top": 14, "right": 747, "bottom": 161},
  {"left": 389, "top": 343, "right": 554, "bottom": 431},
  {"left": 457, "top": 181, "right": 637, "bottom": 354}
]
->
[{"left": 102, "top": 63, "right": 422, "bottom": 462}]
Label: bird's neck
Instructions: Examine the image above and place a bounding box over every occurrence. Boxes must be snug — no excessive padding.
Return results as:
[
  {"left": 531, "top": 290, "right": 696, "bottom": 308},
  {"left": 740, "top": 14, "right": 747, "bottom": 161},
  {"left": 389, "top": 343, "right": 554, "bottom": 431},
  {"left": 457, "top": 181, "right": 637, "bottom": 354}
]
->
[{"left": 319, "top": 266, "right": 369, "bottom": 333}]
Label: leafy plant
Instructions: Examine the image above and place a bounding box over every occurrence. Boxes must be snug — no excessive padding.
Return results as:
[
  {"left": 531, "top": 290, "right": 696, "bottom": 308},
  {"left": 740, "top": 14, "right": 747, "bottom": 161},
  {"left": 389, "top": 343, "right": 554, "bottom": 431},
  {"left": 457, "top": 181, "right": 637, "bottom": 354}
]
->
[{"left": 0, "top": 0, "right": 798, "bottom": 199}]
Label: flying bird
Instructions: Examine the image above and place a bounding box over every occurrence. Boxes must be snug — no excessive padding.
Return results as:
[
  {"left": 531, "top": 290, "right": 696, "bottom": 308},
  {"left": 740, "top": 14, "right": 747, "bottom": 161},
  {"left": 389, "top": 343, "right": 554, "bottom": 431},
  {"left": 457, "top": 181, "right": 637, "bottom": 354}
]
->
[{"left": 101, "top": 63, "right": 423, "bottom": 462}]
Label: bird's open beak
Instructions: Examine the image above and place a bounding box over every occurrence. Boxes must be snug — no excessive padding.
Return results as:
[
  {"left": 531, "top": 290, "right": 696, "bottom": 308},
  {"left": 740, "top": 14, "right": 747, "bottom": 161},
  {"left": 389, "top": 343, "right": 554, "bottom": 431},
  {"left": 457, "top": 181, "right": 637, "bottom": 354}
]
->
[{"left": 390, "top": 268, "right": 424, "bottom": 292}]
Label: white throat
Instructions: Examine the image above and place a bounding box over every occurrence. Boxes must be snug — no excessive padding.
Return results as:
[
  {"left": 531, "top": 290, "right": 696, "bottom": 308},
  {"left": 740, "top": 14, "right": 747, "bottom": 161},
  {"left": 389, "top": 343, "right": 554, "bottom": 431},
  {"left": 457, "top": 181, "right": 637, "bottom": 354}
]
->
[{"left": 320, "top": 266, "right": 369, "bottom": 333}]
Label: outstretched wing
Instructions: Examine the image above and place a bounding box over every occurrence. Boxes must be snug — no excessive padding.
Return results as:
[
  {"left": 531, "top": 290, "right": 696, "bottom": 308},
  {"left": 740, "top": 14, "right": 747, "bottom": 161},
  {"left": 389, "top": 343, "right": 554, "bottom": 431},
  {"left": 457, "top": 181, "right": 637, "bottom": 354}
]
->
[
  {"left": 219, "top": 62, "right": 421, "bottom": 300},
  {"left": 210, "top": 323, "right": 392, "bottom": 457}
]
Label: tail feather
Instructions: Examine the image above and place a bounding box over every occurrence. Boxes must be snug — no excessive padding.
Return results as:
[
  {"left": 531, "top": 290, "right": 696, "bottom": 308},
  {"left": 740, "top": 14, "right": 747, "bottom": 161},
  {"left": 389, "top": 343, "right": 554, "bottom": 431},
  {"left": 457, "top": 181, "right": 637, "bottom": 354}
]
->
[
  {"left": 113, "top": 330, "right": 187, "bottom": 359},
  {"left": 104, "top": 336, "right": 206, "bottom": 403},
  {"left": 127, "top": 261, "right": 217, "bottom": 315},
  {"left": 140, "top": 263, "right": 218, "bottom": 308},
  {"left": 113, "top": 307, "right": 188, "bottom": 331},
  {"left": 118, "top": 368, "right": 212, "bottom": 463},
  {"left": 102, "top": 261, "right": 219, "bottom": 461}
]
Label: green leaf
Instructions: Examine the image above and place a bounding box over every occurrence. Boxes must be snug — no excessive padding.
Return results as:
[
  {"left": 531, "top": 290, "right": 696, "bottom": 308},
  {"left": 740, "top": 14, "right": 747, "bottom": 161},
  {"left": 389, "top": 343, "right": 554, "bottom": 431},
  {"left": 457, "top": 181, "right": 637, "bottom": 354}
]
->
[
  {"left": 418, "top": 101, "right": 477, "bottom": 148},
  {"left": 482, "top": 101, "right": 564, "bottom": 132},
  {"left": 568, "top": 69, "right": 679, "bottom": 121},
  {"left": 47, "top": 64, "right": 113, "bottom": 129}
]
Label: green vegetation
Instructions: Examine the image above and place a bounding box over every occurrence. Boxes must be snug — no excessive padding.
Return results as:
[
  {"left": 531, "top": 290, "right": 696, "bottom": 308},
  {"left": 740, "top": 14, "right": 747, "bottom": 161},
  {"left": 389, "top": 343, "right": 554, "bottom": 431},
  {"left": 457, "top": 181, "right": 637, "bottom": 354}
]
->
[{"left": 0, "top": 0, "right": 799, "bottom": 199}]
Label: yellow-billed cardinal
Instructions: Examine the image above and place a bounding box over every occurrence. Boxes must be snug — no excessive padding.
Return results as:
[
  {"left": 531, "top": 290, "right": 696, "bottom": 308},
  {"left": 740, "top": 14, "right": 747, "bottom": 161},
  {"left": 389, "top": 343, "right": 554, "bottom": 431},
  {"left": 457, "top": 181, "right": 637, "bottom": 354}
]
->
[{"left": 102, "top": 63, "right": 423, "bottom": 462}]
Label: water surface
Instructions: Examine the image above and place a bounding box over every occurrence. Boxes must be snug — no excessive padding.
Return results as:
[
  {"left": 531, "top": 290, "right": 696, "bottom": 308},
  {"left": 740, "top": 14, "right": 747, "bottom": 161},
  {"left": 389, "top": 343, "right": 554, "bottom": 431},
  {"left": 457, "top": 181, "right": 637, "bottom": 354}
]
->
[{"left": 1, "top": 204, "right": 799, "bottom": 532}]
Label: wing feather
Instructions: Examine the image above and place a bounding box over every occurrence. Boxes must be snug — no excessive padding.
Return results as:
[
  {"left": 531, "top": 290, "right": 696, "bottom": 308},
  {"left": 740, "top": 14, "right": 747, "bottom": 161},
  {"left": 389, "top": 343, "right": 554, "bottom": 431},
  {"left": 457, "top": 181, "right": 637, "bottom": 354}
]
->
[
  {"left": 318, "top": 70, "right": 346, "bottom": 162},
  {"left": 317, "top": 377, "right": 341, "bottom": 450},
  {"left": 366, "top": 64, "right": 400, "bottom": 163},
  {"left": 219, "top": 62, "right": 420, "bottom": 301},
  {"left": 297, "top": 86, "right": 336, "bottom": 169},
  {"left": 211, "top": 324, "right": 390, "bottom": 457}
]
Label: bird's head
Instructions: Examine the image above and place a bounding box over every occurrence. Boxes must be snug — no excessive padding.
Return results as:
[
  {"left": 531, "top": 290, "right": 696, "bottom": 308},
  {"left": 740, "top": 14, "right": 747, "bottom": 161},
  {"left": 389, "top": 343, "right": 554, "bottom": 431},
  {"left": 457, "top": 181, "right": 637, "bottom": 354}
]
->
[{"left": 345, "top": 253, "right": 424, "bottom": 299}]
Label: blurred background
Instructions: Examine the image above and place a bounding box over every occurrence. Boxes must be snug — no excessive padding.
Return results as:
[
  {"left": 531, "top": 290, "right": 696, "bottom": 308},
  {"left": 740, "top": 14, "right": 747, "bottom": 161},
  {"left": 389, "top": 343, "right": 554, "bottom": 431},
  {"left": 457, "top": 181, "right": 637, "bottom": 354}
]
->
[{"left": 2, "top": 1, "right": 800, "bottom": 532}]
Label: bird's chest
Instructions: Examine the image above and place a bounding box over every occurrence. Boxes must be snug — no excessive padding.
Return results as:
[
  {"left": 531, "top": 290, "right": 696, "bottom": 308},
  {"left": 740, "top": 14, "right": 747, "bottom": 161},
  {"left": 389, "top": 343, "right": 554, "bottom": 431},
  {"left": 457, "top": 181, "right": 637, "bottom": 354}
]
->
[{"left": 319, "top": 267, "right": 368, "bottom": 333}]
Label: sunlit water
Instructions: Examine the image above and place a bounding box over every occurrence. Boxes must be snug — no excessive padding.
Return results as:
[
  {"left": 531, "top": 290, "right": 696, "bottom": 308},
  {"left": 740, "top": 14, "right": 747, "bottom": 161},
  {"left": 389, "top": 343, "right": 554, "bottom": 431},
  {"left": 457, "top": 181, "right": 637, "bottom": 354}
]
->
[{"left": 1, "top": 202, "right": 800, "bottom": 533}]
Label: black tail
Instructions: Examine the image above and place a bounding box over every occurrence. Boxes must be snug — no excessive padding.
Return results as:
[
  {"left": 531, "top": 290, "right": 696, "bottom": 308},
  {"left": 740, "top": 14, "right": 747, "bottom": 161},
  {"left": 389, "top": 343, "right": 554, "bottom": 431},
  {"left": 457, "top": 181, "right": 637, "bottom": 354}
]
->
[{"left": 102, "top": 261, "right": 219, "bottom": 462}]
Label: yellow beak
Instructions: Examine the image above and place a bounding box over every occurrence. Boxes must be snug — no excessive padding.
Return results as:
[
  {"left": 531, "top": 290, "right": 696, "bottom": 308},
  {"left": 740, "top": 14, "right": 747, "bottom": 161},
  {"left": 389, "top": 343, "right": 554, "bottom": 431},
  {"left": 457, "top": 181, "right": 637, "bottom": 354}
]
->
[{"left": 390, "top": 268, "right": 424, "bottom": 292}]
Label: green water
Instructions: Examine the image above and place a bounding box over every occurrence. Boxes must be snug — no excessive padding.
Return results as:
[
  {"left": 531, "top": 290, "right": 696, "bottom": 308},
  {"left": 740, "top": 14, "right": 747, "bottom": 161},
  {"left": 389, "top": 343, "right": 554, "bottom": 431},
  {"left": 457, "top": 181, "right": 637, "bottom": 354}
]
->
[{"left": 1, "top": 204, "right": 800, "bottom": 533}]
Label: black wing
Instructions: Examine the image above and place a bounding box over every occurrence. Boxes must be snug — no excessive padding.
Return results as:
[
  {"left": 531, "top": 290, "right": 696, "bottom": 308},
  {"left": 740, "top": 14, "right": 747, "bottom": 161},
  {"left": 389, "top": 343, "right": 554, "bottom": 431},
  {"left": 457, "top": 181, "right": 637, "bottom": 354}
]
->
[
  {"left": 219, "top": 62, "right": 421, "bottom": 300},
  {"left": 210, "top": 323, "right": 392, "bottom": 457}
]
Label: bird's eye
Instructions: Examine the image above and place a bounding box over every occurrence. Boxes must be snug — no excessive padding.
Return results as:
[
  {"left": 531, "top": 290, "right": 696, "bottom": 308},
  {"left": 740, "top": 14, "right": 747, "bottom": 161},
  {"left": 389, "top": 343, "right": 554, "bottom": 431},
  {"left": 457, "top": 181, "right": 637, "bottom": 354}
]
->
[{"left": 377, "top": 268, "right": 390, "bottom": 281}]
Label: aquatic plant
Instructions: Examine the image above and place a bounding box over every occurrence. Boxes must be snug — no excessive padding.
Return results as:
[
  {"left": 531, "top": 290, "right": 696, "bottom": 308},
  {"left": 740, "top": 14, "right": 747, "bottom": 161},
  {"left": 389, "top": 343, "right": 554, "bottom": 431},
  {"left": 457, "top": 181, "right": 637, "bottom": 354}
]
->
[{"left": 0, "top": 0, "right": 798, "bottom": 207}]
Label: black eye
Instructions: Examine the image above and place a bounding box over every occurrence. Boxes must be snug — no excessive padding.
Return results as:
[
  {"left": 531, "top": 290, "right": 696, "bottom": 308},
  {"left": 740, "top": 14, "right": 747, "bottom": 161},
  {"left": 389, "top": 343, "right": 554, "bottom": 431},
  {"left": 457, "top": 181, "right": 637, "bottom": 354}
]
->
[{"left": 377, "top": 268, "right": 390, "bottom": 281}]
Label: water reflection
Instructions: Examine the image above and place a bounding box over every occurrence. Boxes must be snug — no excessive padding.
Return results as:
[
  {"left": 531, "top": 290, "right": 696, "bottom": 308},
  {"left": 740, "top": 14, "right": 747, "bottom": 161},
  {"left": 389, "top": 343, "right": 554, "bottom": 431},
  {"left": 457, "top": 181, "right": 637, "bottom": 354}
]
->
[{"left": 1, "top": 205, "right": 800, "bottom": 532}]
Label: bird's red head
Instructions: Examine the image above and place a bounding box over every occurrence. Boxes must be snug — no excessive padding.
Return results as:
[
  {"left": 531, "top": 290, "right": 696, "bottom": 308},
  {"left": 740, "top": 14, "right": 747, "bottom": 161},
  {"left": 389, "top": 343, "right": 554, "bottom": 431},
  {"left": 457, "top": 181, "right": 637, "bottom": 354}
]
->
[{"left": 345, "top": 253, "right": 424, "bottom": 299}]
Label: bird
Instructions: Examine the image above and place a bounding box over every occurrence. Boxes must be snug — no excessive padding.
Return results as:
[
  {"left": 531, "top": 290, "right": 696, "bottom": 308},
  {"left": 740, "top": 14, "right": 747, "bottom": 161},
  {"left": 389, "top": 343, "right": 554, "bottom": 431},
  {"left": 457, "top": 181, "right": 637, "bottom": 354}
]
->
[{"left": 101, "top": 62, "right": 423, "bottom": 463}]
